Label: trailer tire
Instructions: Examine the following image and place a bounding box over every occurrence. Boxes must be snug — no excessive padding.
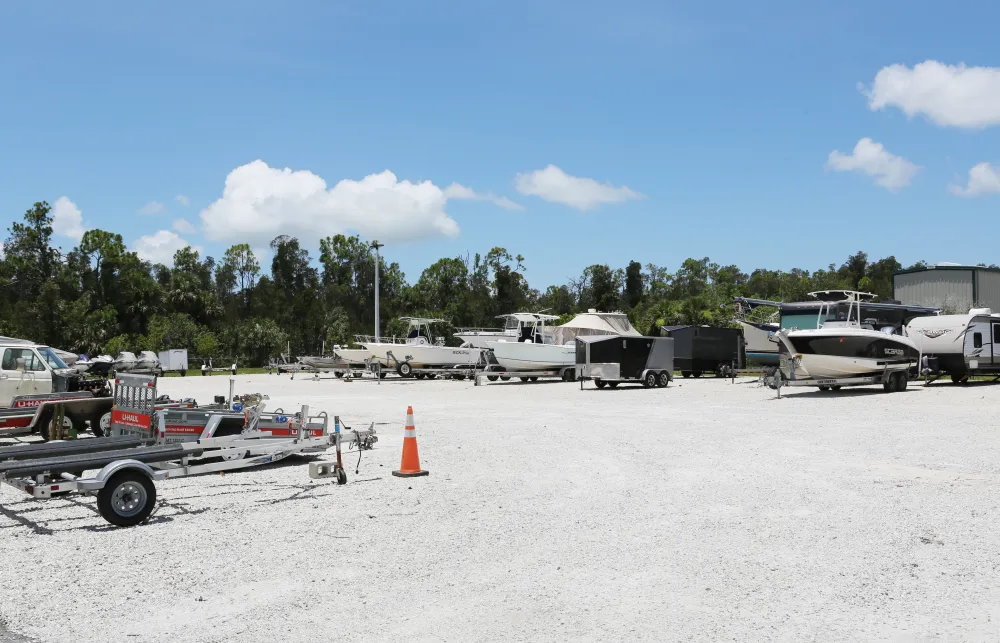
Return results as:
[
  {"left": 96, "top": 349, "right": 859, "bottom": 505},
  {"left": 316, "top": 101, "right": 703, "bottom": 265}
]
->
[
  {"left": 831, "top": 385, "right": 842, "bottom": 391},
  {"left": 818, "top": 385, "right": 830, "bottom": 391},
  {"left": 415, "top": 373, "right": 426, "bottom": 380},
  {"left": 950, "top": 374, "right": 967, "bottom": 384},
  {"left": 425, "top": 373, "right": 437, "bottom": 380},
  {"left": 529, "top": 376, "right": 539, "bottom": 382},
  {"left": 519, "top": 376, "right": 529, "bottom": 382},
  {"left": 595, "top": 379, "right": 607, "bottom": 389},
  {"left": 657, "top": 372, "right": 670, "bottom": 388},
  {"left": 499, "top": 376, "right": 511, "bottom": 381},
  {"left": 337, "top": 468, "right": 348, "bottom": 485},
  {"left": 643, "top": 372, "right": 657, "bottom": 388},
  {"left": 180, "top": 369, "right": 187, "bottom": 377},
  {"left": 692, "top": 371, "right": 703, "bottom": 378},
  {"left": 681, "top": 371, "right": 691, "bottom": 378},
  {"left": 898, "top": 375, "right": 908, "bottom": 391},
  {"left": 97, "top": 470, "right": 157, "bottom": 527},
  {"left": 487, "top": 375, "right": 499, "bottom": 382},
  {"left": 90, "top": 410, "right": 113, "bottom": 437},
  {"left": 607, "top": 381, "right": 619, "bottom": 389},
  {"left": 397, "top": 362, "right": 413, "bottom": 378}
]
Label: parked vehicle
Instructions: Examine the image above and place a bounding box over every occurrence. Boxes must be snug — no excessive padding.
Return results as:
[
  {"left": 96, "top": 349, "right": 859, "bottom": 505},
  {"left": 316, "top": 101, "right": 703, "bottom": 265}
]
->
[
  {"left": 659, "top": 325, "right": 745, "bottom": 377},
  {"left": 576, "top": 335, "right": 674, "bottom": 389},
  {"left": 906, "top": 308, "right": 1000, "bottom": 382}
]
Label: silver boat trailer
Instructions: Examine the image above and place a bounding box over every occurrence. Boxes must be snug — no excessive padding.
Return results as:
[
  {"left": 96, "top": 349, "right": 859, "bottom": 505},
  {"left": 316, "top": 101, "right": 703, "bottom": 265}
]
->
[{"left": 0, "top": 374, "right": 377, "bottom": 527}]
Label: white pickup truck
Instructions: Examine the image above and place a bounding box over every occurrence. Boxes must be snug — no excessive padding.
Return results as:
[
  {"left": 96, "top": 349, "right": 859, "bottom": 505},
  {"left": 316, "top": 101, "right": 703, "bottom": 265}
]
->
[{"left": 0, "top": 339, "right": 112, "bottom": 438}]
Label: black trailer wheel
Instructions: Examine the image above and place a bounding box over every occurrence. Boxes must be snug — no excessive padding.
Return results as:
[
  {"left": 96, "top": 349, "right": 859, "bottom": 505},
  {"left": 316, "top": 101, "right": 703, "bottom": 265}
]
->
[
  {"left": 898, "top": 375, "right": 908, "bottom": 391},
  {"left": 426, "top": 373, "right": 437, "bottom": 380},
  {"left": 337, "top": 468, "right": 348, "bottom": 485},
  {"left": 519, "top": 376, "right": 529, "bottom": 382},
  {"left": 180, "top": 369, "right": 187, "bottom": 377},
  {"left": 397, "top": 362, "right": 413, "bottom": 378},
  {"left": 97, "top": 470, "right": 157, "bottom": 527},
  {"left": 415, "top": 373, "right": 426, "bottom": 380},
  {"left": 487, "top": 375, "right": 499, "bottom": 382},
  {"left": 335, "top": 371, "right": 344, "bottom": 379},
  {"left": 692, "top": 371, "right": 703, "bottom": 378},
  {"left": 529, "top": 376, "right": 539, "bottom": 382},
  {"left": 595, "top": 379, "right": 607, "bottom": 389},
  {"left": 453, "top": 373, "right": 467, "bottom": 380},
  {"left": 831, "top": 385, "right": 842, "bottom": 391},
  {"left": 818, "top": 385, "right": 830, "bottom": 391},
  {"left": 643, "top": 372, "right": 657, "bottom": 388},
  {"left": 681, "top": 371, "right": 691, "bottom": 378},
  {"left": 499, "top": 375, "right": 511, "bottom": 381},
  {"left": 950, "top": 373, "right": 967, "bottom": 384},
  {"left": 657, "top": 372, "right": 670, "bottom": 388},
  {"left": 607, "top": 381, "right": 619, "bottom": 389}
]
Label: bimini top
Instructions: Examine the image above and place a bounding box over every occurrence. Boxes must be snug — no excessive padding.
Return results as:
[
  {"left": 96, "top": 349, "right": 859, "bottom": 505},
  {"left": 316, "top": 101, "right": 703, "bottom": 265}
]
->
[
  {"left": 399, "top": 317, "right": 448, "bottom": 325},
  {"left": 808, "top": 290, "right": 876, "bottom": 302}
]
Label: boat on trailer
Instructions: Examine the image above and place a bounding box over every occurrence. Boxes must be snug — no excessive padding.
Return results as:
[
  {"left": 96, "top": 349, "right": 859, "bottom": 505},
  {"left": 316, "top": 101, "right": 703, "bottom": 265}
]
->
[{"left": 356, "top": 317, "right": 483, "bottom": 375}]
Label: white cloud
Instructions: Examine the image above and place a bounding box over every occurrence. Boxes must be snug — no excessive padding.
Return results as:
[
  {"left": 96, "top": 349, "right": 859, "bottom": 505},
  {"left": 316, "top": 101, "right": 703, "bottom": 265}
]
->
[
  {"left": 172, "top": 218, "right": 197, "bottom": 234},
  {"left": 199, "top": 160, "right": 494, "bottom": 245},
  {"left": 864, "top": 60, "right": 1000, "bottom": 129},
  {"left": 514, "top": 165, "right": 643, "bottom": 211},
  {"left": 949, "top": 162, "right": 1000, "bottom": 198},
  {"left": 443, "top": 183, "right": 523, "bottom": 210},
  {"left": 51, "top": 196, "right": 87, "bottom": 242},
  {"left": 825, "top": 138, "right": 920, "bottom": 192},
  {"left": 132, "top": 230, "right": 202, "bottom": 265},
  {"left": 137, "top": 201, "right": 165, "bottom": 215},
  {"left": 175, "top": 195, "right": 190, "bottom": 206}
]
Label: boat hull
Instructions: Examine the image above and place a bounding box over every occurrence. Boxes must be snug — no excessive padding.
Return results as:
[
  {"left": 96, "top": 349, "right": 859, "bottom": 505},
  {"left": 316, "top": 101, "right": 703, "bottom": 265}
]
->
[
  {"left": 455, "top": 331, "right": 516, "bottom": 348},
  {"left": 362, "top": 342, "right": 481, "bottom": 368},
  {"left": 778, "top": 329, "right": 919, "bottom": 380},
  {"left": 488, "top": 341, "right": 575, "bottom": 371}
]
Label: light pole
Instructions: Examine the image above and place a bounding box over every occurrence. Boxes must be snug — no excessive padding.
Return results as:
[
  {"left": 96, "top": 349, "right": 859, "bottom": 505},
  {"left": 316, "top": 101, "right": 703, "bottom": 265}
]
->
[{"left": 371, "top": 240, "right": 384, "bottom": 342}]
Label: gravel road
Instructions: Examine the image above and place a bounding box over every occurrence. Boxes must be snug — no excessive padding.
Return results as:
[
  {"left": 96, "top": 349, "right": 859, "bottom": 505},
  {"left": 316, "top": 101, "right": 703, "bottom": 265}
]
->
[{"left": 2, "top": 375, "right": 1000, "bottom": 642}]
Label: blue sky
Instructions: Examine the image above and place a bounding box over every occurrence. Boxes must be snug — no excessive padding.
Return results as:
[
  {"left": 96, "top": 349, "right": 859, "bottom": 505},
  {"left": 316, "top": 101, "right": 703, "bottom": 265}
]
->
[{"left": 2, "top": 0, "right": 1000, "bottom": 289}]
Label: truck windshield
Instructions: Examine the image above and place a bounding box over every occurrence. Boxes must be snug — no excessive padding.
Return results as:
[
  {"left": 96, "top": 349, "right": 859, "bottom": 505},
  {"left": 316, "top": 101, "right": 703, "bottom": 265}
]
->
[{"left": 38, "top": 347, "right": 69, "bottom": 369}]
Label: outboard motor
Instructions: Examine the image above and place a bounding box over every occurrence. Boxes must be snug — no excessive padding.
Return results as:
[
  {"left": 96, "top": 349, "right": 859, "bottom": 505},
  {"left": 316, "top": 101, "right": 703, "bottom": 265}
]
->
[{"left": 51, "top": 369, "right": 80, "bottom": 393}]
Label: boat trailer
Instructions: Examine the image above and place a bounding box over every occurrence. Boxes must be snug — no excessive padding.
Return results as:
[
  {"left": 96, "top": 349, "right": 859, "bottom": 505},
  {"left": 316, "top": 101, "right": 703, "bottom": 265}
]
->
[{"left": 0, "top": 374, "right": 377, "bottom": 527}]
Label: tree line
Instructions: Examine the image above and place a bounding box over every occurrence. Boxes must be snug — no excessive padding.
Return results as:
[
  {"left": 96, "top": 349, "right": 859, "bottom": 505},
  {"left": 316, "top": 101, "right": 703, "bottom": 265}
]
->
[{"left": 0, "top": 200, "right": 943, "bottom": 365}]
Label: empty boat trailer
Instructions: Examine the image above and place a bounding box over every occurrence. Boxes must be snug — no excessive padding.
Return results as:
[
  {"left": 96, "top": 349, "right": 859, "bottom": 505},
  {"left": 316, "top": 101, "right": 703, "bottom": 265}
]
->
[{"left": 0, "top": 374, "right": 377, "bottom": 527}]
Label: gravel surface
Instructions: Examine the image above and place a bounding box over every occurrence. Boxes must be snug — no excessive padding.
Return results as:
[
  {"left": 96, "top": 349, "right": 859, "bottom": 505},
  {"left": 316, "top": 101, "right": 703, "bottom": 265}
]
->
[{"left": 3, "top": 375, "right": 1000, "bottom": 642}]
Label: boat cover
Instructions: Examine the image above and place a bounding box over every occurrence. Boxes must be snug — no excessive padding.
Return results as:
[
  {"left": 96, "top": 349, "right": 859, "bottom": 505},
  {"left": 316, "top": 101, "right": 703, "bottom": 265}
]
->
[{"left": 551, "top": 312, "right": 640, "bottom": 345}]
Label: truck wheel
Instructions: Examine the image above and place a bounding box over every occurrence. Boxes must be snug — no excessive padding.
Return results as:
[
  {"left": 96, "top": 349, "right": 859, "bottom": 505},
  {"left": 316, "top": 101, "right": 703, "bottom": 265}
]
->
[
  {"left": 397, "top": 362, "right": 413, "bottom": 378},
  {"left": 644, "top": 372, "right": 657, "bottom": 388},
  {"left": 657, "top": 372, "right": 670, "bottom": 388},
  {"left": 595, "top": 379, "right": 606, "bottom": 389},
  {"left": 97, "top": 470, "right": 157, "bottom": 527}
]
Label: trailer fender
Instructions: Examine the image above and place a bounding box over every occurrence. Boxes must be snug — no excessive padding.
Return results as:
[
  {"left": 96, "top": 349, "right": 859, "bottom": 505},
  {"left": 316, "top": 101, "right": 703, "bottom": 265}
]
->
[{"left": 78, "top": 459, "right": 160, "bottom": 491}]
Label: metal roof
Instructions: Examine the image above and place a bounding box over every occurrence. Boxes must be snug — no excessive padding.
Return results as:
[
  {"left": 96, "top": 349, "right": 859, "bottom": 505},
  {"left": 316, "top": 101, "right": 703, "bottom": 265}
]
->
[{"left": 893, "top": 265, "right": 1000, "bottom": 276}]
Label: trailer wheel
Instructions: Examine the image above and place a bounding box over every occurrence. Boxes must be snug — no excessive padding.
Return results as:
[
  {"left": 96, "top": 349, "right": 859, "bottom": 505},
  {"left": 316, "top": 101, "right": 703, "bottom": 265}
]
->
[
  {"left": 818, "top": 385, "right": 830, "bottom": 391},
  {"left": 595, "top": 379, "right": 607, "bottom": 389},
  {"left": 89, "top": 410, "right": 112, "bottom": 437},
  {"left": 692, "top": 371, "right": 703, "bottom": 378},
  {"left": 950, "top": 374, "right": 967, "bottom": 384},
  {"left": 425, "top": 373, "right": 437, "bottom": 380},
  {"left": 607, "top": 381, "right": 619, "bottom": 389},
  {"left": 415, "top": 373, "right": 426, "bottom": 380},
  {"left": 831, "top": 385, "right": 842, "bottom": 391},
  {"left": 487, "top": 375, "right": 499, "bottom": 382},
  {"left": 337, "top": 468, "right": 348, "bottom": 485},
  {"left": 643, "top": 372, "right": 657, "bottom": 388},
  {"left": 97, "top": 470, "right": 157, "bottom": 527},
  {"left": 180, "top": 369, "right": 187, "bottom": 377},
  {"left": 681, "top": 371, "right": 691, "bottom": 378},
  {"left": 898, "top": 375, "right": 908, "bottom": 391},
  {"left": 657, "top": 372, "right": 670, "bottom": 388},
  {"left": 499, "top": 375, "right": 511, "bottom": 381},
  {"left": 519, "top": 376, "right": 529, "bottom": 382},
  {"left": 397, "top": 362, "right": 413, "bottom": 378},
  {"left": 529, "top": 376, "right": 539, "bottom": 382}
]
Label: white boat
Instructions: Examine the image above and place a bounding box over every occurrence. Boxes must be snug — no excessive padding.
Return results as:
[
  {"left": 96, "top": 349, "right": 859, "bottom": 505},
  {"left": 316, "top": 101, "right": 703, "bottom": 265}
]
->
[
  {"left": 135, "top": 351, "right": 161, "bottom": 371},
  {"left": 113, "top": 351, "right": 138, "bottom": 372},
  {"left": 332, "top": 346, "right": 374, "bottom": 366},
  {"left": 488, "top": 310, "right": 640, "bottom": 372},
  {"left": 773, "top": 292, "right": 922, "bottom": 380},
  {"left": 455, "top": 313, "right": 558, "bottom": 348},
  {"left": 356, "top": 318, "right": 483, "bottom": 372},
  {"left": 298, "top": 355, "right": 342, "bottom": 370}
]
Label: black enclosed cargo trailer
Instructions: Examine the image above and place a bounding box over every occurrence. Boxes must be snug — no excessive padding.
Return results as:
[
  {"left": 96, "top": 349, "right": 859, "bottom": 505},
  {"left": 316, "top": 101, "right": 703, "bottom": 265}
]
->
[
  {"left": 575, "top": 335, "right": 674, "bottom": 389},
  {"left": 658, "top": 325, "right": 745, "bottom": 377}
]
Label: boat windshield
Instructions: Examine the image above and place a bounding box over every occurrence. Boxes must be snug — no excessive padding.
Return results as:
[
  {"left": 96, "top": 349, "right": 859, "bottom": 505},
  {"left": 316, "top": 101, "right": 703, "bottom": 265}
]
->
[
  {"left": 504, "top": 316, "right": 520, "bottom": 331},
  {"left": 38, "top": 347, "right": 69, "bottom": 369},
  {"left": 823, "top": 302, "right": 856, "bottom": 324}
]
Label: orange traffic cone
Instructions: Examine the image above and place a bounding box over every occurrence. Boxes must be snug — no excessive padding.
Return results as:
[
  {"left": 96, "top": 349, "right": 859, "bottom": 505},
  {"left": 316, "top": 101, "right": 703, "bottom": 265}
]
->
[{"left": 393, "top": 405, "right": 429, "bottom": 478}]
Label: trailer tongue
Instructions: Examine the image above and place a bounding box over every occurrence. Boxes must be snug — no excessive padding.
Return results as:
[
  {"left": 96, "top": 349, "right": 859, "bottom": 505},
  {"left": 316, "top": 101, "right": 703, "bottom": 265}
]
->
[{"left": 0, "top": 374, "right": 377, "bottom": 527}]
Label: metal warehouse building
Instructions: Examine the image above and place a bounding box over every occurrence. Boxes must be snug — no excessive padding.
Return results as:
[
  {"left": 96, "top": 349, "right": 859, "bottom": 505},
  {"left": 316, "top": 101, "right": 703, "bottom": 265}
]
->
[{"left": 893, "top": 265, "right": 1000, "bottom": 313}]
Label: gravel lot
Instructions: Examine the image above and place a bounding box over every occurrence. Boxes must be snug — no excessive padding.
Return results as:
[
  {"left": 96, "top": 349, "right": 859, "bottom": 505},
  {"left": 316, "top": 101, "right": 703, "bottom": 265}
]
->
[{"left": 2, "top": 374, "right": 1000, "bottom": 642}]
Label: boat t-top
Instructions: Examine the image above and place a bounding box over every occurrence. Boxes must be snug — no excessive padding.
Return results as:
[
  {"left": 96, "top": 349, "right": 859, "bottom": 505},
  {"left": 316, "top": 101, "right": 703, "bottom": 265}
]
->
[
  {"left": 455, "top": 312, "right": 560, "bottom": 348},
  {"left": 356, "top": 317, "right": 482, "bottom": 373},
  {"left": 772, "top": 290, "right": 935, "bottom": 382}
]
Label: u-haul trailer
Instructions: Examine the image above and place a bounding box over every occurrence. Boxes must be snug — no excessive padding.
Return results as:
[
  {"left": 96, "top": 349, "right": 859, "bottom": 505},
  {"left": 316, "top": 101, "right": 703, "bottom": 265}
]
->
[{"left": 0, "top": 374, "right": 377, "bottom": 527}]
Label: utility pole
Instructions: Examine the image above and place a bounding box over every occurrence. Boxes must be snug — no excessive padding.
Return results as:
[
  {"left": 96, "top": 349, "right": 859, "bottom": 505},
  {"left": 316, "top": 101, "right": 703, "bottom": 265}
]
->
[{"left": 371, "top": 240, "right": 384, "bottom": 342}]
